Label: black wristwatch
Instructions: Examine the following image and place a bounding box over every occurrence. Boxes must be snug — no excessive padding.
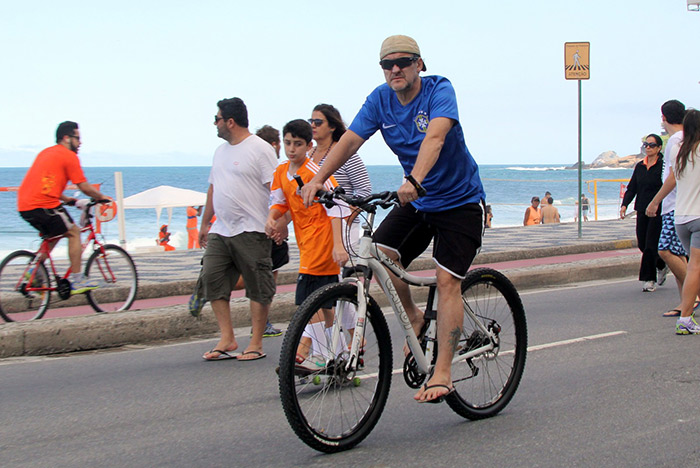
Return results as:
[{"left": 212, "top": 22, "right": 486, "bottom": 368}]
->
[{"left": 405, "top": 174, "right": 427, "bottom": 198}]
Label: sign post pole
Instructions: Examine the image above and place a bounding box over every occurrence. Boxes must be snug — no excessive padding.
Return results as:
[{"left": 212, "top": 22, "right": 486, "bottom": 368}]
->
[{"left": 565, "top": 42, "right": 590, "bottom": 238}]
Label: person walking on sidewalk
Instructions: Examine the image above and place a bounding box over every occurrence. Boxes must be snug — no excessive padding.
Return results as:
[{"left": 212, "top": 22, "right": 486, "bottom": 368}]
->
[
  {"left": 646, "top": 109, "right": 700, "bottom": 334},
  {"left": 188, "top": 125, "right": 286, "bottom": 338},
  {"left": 621, "top": 133, "right": 666, "bottom": 292},
  {"left": 199, "top": 98, "right": 278, "bottom": 361},
  {"left": 646, "top": 100, "right": 689, "bottom": 316},
  {"left": 300, "top": 35, "right": 486, "bottom": 403}
]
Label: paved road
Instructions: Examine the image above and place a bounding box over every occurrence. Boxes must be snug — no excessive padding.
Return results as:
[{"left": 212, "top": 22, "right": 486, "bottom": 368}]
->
[{"left": 2, "top": 277, "right": 699, "bottom": 468}]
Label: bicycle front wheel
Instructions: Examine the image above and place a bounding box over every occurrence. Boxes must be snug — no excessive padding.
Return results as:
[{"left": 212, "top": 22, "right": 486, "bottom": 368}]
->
[
  {"left": 0, "top": 250, "right": 51, "bottom": 322},
  {"left": 446, "top": 267, "right": 527, "bottom": 419},
  {"left": 279, "top": 282, "right": 393, "bottom": 453},
  {"left": 84, "top": 245, "right": 138, "bottom": 313}
]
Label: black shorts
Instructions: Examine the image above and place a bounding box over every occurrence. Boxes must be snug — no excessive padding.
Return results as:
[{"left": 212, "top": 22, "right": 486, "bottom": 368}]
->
[
  {"left": 272, "top": 240, "right": 290, "bottom": 271},
  {"left": 295, "top": 273, "right": 338, "bottom": 308},
  {"left": 19, "top": 206, "right": 75, "bottom": 238},
  {"left": 372, "top": 201, "right": 484, "bottom": 279}
]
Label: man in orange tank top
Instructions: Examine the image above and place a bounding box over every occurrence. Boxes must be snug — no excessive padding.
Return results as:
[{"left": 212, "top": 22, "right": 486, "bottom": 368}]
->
[
  {"left": 523, "top": 196, "right": 541, "bottom": 226},
  {"left": 17, "top": 121, "right": 108, "bottom": 294}
]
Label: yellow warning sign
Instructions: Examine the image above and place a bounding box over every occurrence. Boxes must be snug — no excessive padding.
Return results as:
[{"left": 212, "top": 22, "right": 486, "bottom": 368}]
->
[{"left": 565, "top": 42, "right": 590, "bottom": 80}]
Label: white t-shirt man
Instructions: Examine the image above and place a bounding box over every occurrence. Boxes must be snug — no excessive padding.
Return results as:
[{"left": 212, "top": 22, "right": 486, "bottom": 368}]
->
[
  {"left": 661, "top": 130, "right": 683, "bottom": 215},
  {"left": 208, "top": 135, "right": 277, "bottom": 237}
]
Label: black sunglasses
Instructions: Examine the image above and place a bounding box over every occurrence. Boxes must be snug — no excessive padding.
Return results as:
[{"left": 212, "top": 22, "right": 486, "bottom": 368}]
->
[
  {"left": 214, "top": 115, "right": 226, "bottom": 124},
  {"left": 307, "top": 118, "right": 326, "bottom": 127},
  {"left": 643, "top": 142, "right": 660, "bottom": 148},
  {"left": 379, "top": 56, "right": 419, "bottom": 70}
]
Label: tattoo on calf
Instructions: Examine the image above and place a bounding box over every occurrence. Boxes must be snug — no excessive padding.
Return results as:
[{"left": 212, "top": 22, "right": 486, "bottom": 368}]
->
[{"left": 448, "top": 327, "right": 461, "bottom": 353}]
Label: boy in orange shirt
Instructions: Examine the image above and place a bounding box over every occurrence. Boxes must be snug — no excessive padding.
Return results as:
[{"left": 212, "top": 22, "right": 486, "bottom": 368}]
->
[{"left": 265, "top": 119, "right": 349, "bottom": 366}]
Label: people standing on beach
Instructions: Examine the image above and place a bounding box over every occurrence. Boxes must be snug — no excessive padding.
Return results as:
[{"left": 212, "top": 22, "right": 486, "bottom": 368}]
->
[
  {"left": 17, "top": 121, "right": 109, "bottom": 294},
  {"left": 542, "top": 191, "right": 552, "bottom": 205},
  {"left": 485, "top": 205, "right": 493, "bottom": 228},
  {"left": 523, "top": 196, "right": 541, "bottom": 226},
  {"left": 620, "top": 134, "right": 666, "bottom": 292},
  {"left": 186, "top": 206, "right": 201, "bottom": 249},
  {"left": 198, "top": 97, "right": 278, "bottom": 361},
  {"left": 645, "top": 100, "right": 689, "bottom": 316},
  {"left": 300, "top": 35, "right": 486, "bottom": 403},
  {"left": 540, "top": 197, "right": 560, "bottom": 224},
  {"left": 575, "top": 194, "right": 589, "bottom": 222}
]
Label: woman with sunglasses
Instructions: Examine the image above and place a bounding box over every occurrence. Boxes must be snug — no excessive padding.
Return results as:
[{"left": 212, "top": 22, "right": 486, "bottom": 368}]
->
[
  {"left": 620, "top": 134, "right": 666, "bottom": 292},
  {"left": 307, "top": 103, "right": 372, "bottom": 340},
  {"left": 308, "top": 104, "right": 372, "bottom": 231}
]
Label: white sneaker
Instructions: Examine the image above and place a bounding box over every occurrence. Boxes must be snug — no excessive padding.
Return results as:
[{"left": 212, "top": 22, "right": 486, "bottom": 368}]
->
[
  {"left": 676, "top": 317, "right": 700, "bottom": 335},
  {"left": 642, "top": 281, "right": 656, "bottom": 292},
  {"left": 71, "top": 277, "right": 98, "bottom": 295},
  {"left": 657, "top": 265, "right": 669, "bottom": 286}
]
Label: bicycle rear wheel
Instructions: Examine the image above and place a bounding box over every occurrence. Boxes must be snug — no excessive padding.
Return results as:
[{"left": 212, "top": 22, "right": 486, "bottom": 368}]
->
[
  {"left": 0, "top": 250, "right": 51, "bottom": 322},
  {"left": 84, "top": 245, "right": 138, "bottom": 313},
  {"left": 279, "top": 282, "right": 392, "bottom": 453},
  {"left": 446, "top": 267, "right": 527, "bottom": 419}
]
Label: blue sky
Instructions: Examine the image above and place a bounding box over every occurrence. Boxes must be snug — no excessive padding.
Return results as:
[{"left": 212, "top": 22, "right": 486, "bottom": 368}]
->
[{"left": 1, "top": 1, "right": 698, "bottom": 167}]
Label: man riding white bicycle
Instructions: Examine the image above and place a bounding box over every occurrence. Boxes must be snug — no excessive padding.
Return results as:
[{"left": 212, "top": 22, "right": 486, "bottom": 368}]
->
[
  {"left": 301, "top": 35, "right": 486, "bottom": 403},
  {"left": 17, "top": 121, "right": 108, "bottom": 294}
]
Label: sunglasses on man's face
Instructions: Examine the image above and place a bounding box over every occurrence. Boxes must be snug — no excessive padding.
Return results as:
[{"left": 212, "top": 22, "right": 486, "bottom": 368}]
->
[
  {"left": 379, "top": 56, "right": 419, "bottom": 70},
  {"left": 643, "top": 142, "right": 660, "bottom": 148}
]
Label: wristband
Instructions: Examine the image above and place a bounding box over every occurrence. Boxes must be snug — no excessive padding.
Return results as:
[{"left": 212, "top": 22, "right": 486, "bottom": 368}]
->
[{"left": 404, "top": 174, "right": 427, "bottom": 198}]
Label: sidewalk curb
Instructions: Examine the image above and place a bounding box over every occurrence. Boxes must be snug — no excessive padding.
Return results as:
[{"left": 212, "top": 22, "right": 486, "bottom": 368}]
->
[
  {"left": 0, "top": 253, "right": 639, "bottom": 358},
  {"left": 69, "top": 239, "right": 641, "bottom": 303}
]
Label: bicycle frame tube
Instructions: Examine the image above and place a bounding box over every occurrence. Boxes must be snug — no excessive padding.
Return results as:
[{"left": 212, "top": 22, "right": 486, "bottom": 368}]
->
[{"left": 348, "top": 233, "right": 436, "bottom": 373}]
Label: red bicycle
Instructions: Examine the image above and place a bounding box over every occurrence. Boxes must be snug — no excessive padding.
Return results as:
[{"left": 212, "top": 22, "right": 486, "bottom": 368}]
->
[{"left": 0, "top": 200, "right": 138, "bottom": 322}]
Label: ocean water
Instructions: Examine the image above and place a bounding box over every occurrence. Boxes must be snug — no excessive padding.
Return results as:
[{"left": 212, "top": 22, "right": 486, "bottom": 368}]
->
[{"left": 0, "top": 164, "right": 632, "bottom": 258}]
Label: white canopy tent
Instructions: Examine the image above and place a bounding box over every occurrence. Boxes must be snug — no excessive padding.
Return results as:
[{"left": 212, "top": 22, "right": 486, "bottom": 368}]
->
[{"left": 121, "top": 185, "right": 207, "bottom": 244}]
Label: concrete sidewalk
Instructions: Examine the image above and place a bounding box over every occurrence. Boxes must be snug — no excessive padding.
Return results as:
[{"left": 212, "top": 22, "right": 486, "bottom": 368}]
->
[{"left": 0, "top": 219, "right": 641, "bottom": 358}]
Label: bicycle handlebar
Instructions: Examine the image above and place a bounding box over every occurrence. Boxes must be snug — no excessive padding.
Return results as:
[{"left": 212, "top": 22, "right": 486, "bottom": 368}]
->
[{"left": 293, "top": 175, "right": 399, "bottom": 212}]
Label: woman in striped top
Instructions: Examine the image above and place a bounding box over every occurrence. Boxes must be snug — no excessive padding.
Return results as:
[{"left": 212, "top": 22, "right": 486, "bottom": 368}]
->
[
  {"left": 307, "top": 103, "right": 372, "bottom": 229},
  {"left": 308, "top": 104, "right": 372, "bottom": 336}
]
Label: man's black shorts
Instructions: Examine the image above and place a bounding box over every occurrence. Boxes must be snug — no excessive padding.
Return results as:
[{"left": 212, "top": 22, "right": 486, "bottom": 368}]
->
[
  {"left": 19, "top": 205, "right": 75, "bottom": 238},
  {"left": 372, "top": 201, "right": 484, "bottom": 279},
  {"left": 272, "top": 240, "right": 290, "bottom": 271}
]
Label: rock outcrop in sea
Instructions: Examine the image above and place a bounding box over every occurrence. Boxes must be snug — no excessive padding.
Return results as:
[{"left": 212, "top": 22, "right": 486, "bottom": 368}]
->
[{"left": 568, "top": 150, "right": 642, "bottom": 169}]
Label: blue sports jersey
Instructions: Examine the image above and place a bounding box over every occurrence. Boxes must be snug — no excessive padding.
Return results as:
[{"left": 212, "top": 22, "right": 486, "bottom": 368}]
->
[{"left": 349, "top": 75, "right": 485, "bottom": 212}]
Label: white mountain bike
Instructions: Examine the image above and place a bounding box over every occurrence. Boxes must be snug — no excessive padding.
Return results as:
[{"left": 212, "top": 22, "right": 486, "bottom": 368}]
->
[{"left": 278, "top": 187, "right": 527, "bottom": 453}]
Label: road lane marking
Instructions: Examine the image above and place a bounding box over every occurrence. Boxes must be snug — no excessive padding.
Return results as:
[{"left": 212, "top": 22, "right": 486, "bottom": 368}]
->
[{"left": 355, "top": 330, "right": 628, "bottom": 379}]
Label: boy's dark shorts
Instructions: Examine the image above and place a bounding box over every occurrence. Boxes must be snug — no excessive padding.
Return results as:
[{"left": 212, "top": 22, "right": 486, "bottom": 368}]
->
[
  {"left": 202, "top": 232, "right": 274, "bottom": 304},
  {"left": 20, "top": 205, "right": 75, "bottom": 238},
  {"left": 295, "top": 273, "right": 338, "bottom": 308},
  {"left": 372, "top": 201, "right": 484, "bottom": 279},
  {"left": 272, "top": 240, "right": 290, "bottom": 271}
]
